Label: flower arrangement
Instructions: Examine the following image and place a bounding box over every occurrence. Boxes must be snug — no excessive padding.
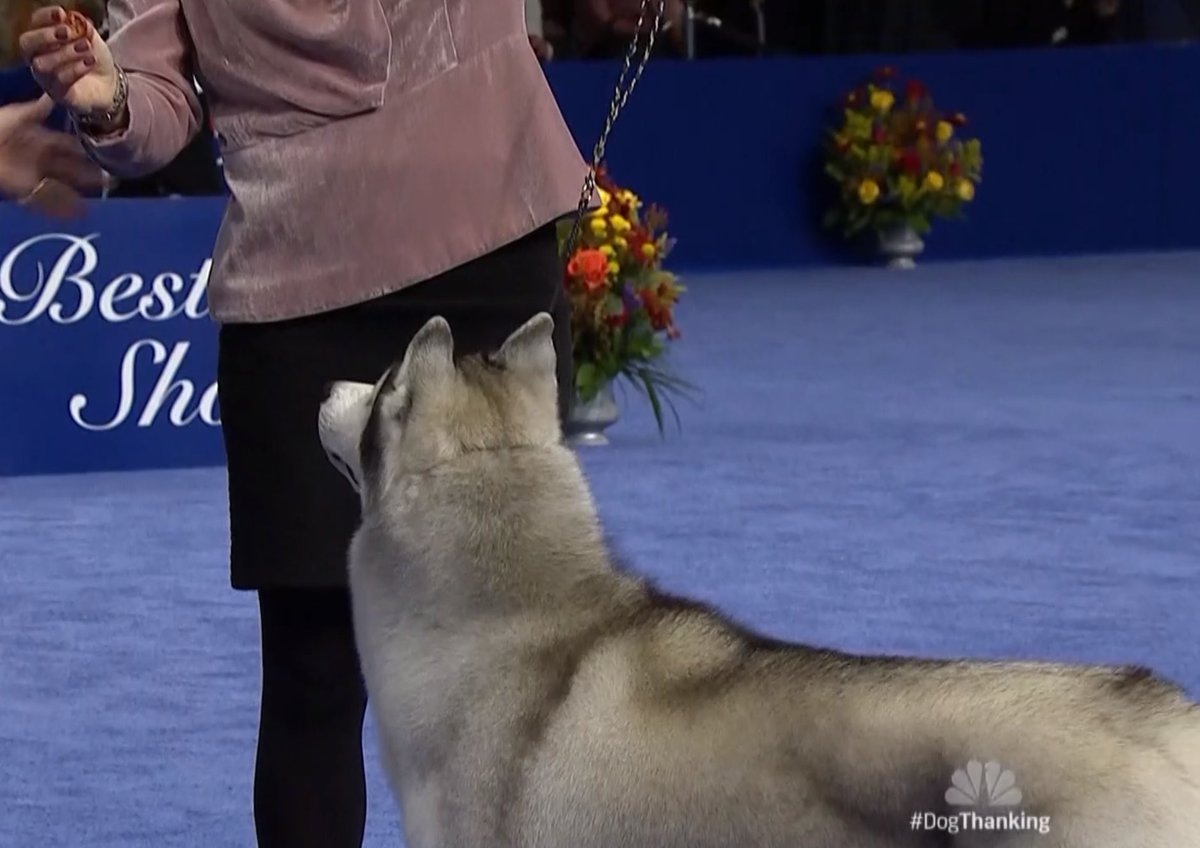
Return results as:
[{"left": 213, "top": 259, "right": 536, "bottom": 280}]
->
[
  {"left": 823, "top": 67, "right": 982, "bottom": 239},
  {"left": 558, "top": 167, "right": 690, "bottom": 432}
]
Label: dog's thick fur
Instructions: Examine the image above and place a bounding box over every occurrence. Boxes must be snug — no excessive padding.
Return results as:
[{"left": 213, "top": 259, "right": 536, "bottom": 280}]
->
[{"left": 318, "top": 314, "right": 1200, "bottom": 848}]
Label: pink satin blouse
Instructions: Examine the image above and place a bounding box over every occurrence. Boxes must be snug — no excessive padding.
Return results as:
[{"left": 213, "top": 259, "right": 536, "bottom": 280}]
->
[{"left": 83, "top": 1, "right": 591, "bottom": 323}]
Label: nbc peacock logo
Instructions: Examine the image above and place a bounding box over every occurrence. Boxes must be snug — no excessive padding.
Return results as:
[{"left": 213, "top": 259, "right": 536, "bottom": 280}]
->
[{"left": 945, "top": 760, "right": 1023, "bottom": 807}]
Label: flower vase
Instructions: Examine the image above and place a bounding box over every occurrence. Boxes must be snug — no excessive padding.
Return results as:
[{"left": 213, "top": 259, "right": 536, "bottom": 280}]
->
[
  {"left": 564, "top": 382, "right": 619, "bottom": 447},
  {"left": 878, "top": 224, "right": 924, "bottom": 270}
]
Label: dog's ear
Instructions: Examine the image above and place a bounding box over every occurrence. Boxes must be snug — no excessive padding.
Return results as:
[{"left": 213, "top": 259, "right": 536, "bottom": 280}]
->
[
  {"left": 397, "top": 316, "right": 454, "bottom": 386},
  {"left": 496, "top": 312, "right": 555, "bottom": 376}
]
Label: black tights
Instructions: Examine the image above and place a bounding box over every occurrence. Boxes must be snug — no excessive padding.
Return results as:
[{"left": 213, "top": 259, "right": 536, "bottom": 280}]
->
[{"left": 254, "top": 588, "right": 368, "bottom": 848}]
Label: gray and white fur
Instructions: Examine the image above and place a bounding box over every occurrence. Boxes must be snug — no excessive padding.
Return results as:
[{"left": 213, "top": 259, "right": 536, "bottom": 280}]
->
[{"left": 318, "top": 314, "right": 1200, "bottom": 848}]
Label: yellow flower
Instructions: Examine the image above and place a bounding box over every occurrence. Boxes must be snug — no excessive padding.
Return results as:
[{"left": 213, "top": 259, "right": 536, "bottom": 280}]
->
[
  {"left": 599, "top": 244, "right": 616, "bottom": 257},
  {"left": 609, "top": 214, "right": 632, "bottom": 234},
  {"left": 618, "top": 189, "right": 641, "bottom": 210},
  {"left": 869, "top": 89, "right": 895, "bottom": 112},
  {"left": 924, "top": 171, "right": 945, "bottom": 191},
  {"left": 589, "top": 217, "right": 607, "bottom": 234},
  {"left": 613, "top": 236, "right": 628, "bottom": 250},
  {"left": 857, "top": 179, "right": 880, "bottom": 205},
  {"left": 956, "top": 179, "right": 975, "bottom": 201},
  {"left": 597, "top": 187, "right": 612, "bottom": 206},
  {"left": 641, "top": 243, "right": 657, "bottom": 259},
  {"left": 607, "top": 261, "right": 620, "bottom": 276},
  {"left": 936, "top": 121, "right": 954, "bottom": 143}
]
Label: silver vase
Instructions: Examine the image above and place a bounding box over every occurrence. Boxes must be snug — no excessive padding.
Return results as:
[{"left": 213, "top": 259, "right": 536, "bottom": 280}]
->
[
  {"left": 878, "top": 224, "right": 925, "bottom": 270},
  {"left": 564, "top": 382, "right": 619, "bottom": 447}
]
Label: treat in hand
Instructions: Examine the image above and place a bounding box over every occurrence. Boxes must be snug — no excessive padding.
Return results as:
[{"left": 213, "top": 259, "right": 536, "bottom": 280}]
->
[
  {"left": 17, "top": 5, "right": 119, "bottom": 120},
  {"left": 63, "top": 9, "right": 90, "bottom": 41}
]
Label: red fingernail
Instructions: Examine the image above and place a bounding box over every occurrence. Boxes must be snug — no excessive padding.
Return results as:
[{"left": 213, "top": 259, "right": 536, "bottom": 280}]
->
[
  {"left": 83, "top": 56, "right": 95, "bottom": 66},
  {"left": 56, "top": 27, "right": 69, "bottom": 40},
  {"left": 74, "top": 41, "right": 88, "bottom": 53}
]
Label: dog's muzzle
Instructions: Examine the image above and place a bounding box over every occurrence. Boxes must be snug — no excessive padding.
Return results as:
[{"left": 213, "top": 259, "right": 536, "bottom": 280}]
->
[{"left": 318, "top": 381, "right": 374, "bottom": 493}]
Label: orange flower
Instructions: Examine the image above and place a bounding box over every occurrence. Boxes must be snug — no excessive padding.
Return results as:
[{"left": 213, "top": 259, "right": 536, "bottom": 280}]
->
[{"left": 567, "top": 248, "right": 609, "bottom": 293}]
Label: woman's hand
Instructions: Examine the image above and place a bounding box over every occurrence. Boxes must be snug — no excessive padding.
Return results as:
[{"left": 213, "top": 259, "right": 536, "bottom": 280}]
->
[
  {"left": 18, "top": 6, "right": 120, "bottom": 121},
  {"left": 0, "top": 95, "right": 104, "bottom": 216}
]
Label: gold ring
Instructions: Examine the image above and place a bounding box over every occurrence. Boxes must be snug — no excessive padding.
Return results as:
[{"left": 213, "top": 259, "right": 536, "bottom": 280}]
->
[
  {"left": 17, "top": 178, "right": 53, "bottom": 207},
  {"left": 16, "top": 178, "right": 83, "bottom": 219}
]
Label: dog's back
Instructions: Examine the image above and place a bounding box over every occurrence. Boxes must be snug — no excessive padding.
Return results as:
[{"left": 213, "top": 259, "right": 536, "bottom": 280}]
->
[{"left": 510, "top": 584, "right": 1200, "bottom": 847}]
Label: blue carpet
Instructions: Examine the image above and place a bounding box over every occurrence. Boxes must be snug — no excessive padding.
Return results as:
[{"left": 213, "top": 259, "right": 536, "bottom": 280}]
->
[{"left": 2, "top": 252, "right": 1197, "bottom": 846}]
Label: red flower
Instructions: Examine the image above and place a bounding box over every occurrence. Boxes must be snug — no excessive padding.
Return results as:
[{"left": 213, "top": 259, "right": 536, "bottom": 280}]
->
[
  {"left": 872, "top": 125, "right": 886, "bottom": 144},
  {"left": 606, "top": 307, "right": 628, "bottom": 328},
  {"left": 638, "top": 288, "right": 672, "bottom": 331},
  {"left": 948, "top": 161, "right": 962, "bottom": 178},
  {"left": 950, "top": 112, "right": 968, "bottom": 126},
  {"left": 898, "top": 150, "right": 921, "bottom": 175},
  {"left": 875, "top": 65, "right": 897, "bottom": 79},
  {"left": 905, "top": 80, "right": 927, "bottom": 102},
  {"left": 594, "top": 166, "right": 620, "bottom": 197},
  {"left": 567, "top": 249, "right": 609, "bottom": 293}
]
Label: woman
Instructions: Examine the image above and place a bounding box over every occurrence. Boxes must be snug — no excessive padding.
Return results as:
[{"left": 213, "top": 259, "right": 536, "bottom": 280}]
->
[{"left": 20, "top": 3, "right": 589, "bottom": 846}]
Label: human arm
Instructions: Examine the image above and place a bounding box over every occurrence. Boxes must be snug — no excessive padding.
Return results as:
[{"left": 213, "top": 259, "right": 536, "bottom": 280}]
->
[{"left": 19, "top": 2, "right": 202, "bottom": 178}]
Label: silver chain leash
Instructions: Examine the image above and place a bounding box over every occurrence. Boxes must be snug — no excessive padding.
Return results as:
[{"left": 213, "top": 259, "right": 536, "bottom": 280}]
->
[{"left": 562, "top": 0, "right": 667, "bottom": 262}]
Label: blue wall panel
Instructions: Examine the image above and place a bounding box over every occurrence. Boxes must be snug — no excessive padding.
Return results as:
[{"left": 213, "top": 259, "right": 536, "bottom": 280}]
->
[{"left": 2, "top": 45, "right": 1198, "bottom": 476}]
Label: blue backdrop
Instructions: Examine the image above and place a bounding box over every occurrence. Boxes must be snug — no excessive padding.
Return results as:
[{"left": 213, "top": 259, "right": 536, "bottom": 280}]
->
[
  {"left": 3, "top": 45, "right": 1199, "bottom": 476},
  {"left": 0, "top": 199, "right": 224, "bottom": 476},
  {"left": 545, "top": 45, "right": 1200, "bottom": 268}
]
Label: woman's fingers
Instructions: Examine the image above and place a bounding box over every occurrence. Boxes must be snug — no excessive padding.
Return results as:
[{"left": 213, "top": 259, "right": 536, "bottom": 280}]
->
[
  {"left": 53, "top": 56, "right": 98, "bottom": 93},
  {"left": 25, "top": 34, "right": 96, "bottom": 102},
  {"left": 17, "top": 23, "right": 71, "bottom": 58},
  {"left": 16, "top": 6, "right": 91, "bottom": 58},
  {"left": 28, "top": 5, "right": 69, "bottom": 29},
  {"left": 28, "top": 38, "right": 90, "bottom": 74},
  {"left": 29, "top": 53, "right": 96, "bottom": 102}
]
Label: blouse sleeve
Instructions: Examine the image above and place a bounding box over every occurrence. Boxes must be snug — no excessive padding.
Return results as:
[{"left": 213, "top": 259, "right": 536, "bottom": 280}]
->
[{"left": 81, "top": 0, "right": 203, "bottom": 177}]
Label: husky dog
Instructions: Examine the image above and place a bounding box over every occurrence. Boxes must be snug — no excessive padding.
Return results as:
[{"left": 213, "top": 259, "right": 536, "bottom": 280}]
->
[{"left": 317, "top": 314, "right": 1200, "bottom": 848}]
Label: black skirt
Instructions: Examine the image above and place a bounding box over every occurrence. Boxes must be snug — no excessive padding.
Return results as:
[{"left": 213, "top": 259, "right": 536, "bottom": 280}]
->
[{"left": 216, "top": 222, "right": 572, "bottom": 590}]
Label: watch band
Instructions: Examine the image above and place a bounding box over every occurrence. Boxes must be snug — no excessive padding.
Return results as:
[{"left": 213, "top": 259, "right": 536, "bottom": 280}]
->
[{"left": 74, "top": 65, "right": 129, "bottom": 134}]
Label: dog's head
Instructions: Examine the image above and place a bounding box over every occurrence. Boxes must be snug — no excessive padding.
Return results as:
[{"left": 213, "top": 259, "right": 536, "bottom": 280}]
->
[{"left": 317, "top": 313, "right": 560, "bottom": 499}]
